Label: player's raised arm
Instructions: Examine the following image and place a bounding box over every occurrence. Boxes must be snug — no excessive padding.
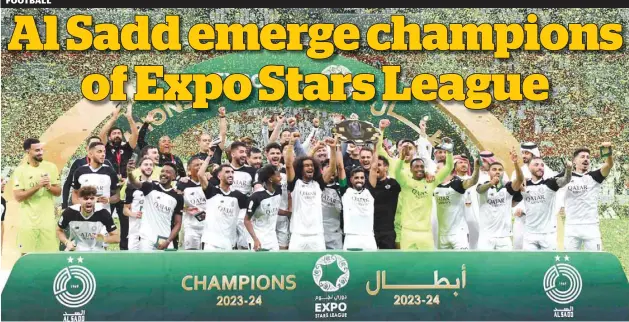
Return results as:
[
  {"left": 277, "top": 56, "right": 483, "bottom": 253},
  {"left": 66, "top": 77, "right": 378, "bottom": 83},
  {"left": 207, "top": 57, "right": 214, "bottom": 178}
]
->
[
  {"left": 510, "top": 147, "right": 524, "bottom": 191},
  {"left": 368, "top": 134, "right": 380, "bottom": 188},
  {"left": 125, "top": 159, "right": 142, "bottom": 189},
  {"left": 124, "top": 103, "right": 139, "bottom": 149},
  {"left": 600, "top": 142, "right": 614, "bottom": 177},
  {"left": 556, "top": 159, "right": 573, "bottom": 188},
  {"left": 462, "top": 157, "right": 481, "bottom": 190},
  {"left": 218, "top": 106, "right": 227, "bottom": 150},
  {"left": 198, "top": 155, "right": 212, "bottom": 190},
  {"left": 284, "top": 133, "right": 298, "bottom": 182},
  {"left": 99, "top": 105, "right": 121, "bottom": 144},
  {"left": 323, "top": 137, "right": 338, "bottom": 184}
]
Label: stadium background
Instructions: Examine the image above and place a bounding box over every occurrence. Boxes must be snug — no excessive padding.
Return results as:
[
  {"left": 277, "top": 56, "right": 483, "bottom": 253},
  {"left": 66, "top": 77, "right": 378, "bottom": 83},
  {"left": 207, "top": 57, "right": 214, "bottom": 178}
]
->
[{"left": 1, "top": 9, "right": 628, "bottom": 278}]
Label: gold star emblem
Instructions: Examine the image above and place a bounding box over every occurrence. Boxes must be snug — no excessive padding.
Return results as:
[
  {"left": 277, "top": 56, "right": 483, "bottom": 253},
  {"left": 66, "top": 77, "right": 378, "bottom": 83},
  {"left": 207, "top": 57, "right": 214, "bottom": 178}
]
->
[{"left": 453, "top": 292, "right": 459, "bottom": 297}]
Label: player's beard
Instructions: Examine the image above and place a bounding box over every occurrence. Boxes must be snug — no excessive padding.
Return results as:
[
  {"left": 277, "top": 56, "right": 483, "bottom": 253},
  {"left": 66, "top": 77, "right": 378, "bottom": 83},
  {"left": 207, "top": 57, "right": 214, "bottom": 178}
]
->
[
  {"left": 33, "top": 155, "right": 43, "bottom": 162},
  {"left": 354, "top": 182, "right": 364, "bottom": 190},
  {"left": 142, "top": 169, "right": 153, "bottom": 178},
  {"left": 112, "top": 137, "right": 123, "bottom": 146}
]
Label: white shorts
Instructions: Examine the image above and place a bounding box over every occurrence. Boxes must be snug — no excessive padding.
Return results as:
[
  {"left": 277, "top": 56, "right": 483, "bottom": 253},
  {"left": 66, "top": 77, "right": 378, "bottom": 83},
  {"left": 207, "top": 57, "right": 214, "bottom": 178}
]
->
[
  {"left": 183, "top": 227, "right": 204, "bottom": 250},
  {"left": 343, "top": 234, "right": 377, "bottom": 250},
  {"left": 276, "top": 216, "right": 291, "bottom": 247},
  {"left": 324, "top": 229, "right": 343, "bottom": 250},
  {"left": 236, "top": 210, "right": 250, "bottom": 249},
  {"left": 478, "top": 236, "right": 513, "bottom": 251},
  {"left": 139, "top": 236, "right": 174, "bottom": 251},
  {"left": 438, "top": 233, "right": 470, "bottom": 250},
  {"left": 289, "top": 234, "right": 325, "bottom": 251},
  {"left": 523, "top": 232, "right": 557, "bottom": 251},
  {"left": 564, "top": 224, "right": 603, "bottom": 251},
  {"left": 512, "top": 215, "right": 526, "bottom": 250},
  {"left": 203, "top": 243, "right": 234, "bottom": 251},
  {"left": 128, "top": 234, "right": 141, "bottom": 251}
]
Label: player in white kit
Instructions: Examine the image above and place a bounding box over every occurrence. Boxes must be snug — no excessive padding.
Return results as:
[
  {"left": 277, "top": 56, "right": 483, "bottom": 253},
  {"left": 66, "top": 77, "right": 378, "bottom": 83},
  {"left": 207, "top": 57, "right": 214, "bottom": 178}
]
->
[
  {"left": 340, "top": 165, "right": 378, "bottom": 250},
  {"left": 476, "top": 149, "right": 524, "bottom": 250},
  {"left": 520, "top": 157, "right": 572, "bottom": 250},
  {"left": 57, "top": 186, "right": 120, "bottom": 252},
  {"left": 228, "top": 141, "right": 258, "bottom": 250},
  {"left": 285, "top": 134, "right": 337, "bottom": 251},
  {"left": 245, "top": 165, "right": 283, "bottom": 251},
  {"left": 564, "top": 143, "right": 614, "bottom": 251},
  {"left": 511, "top": 142, "right": 560, "bottom": 249},
  {"left": 123, "top": 157, "right": 154, "bottom": 250},
  {"left": 198, "top": 161, "right": 249, "bottom": 251},
  {"left": 262, "top": 143, "right": 291, "bottom": 250},
  {"left": 126, "top": 161, "right": 183, "bottom": 251},
  {"left": 434, "top": 157, "right": 480, "bottom": 249},
  {"left": 177, "top": 157, "right": 208, "bottom": 250}
]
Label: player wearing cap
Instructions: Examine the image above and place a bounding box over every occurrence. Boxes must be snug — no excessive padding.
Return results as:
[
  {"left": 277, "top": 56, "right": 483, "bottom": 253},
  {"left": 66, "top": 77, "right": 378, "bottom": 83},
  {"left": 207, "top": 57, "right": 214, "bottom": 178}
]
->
[
  {"left": 563, "top": 143, "right": 614, "bottom": 251},
  {"left": 520, "top": 157, "right": 572, "bottom": 250},
  {"left": 511, "top": 142, "right": 560, "bottom": 250},
  {"left": 434, "top": 157, "right": 480, "bottom": 249},
  {"left": 244, "top": 165, "right": 282, "bottom": 251},
  {"left": 57, "top": 186, "right": 119, "bottom": 251},
  {"left": 476, "top": 148, "right": 524, "bottom": 250}
]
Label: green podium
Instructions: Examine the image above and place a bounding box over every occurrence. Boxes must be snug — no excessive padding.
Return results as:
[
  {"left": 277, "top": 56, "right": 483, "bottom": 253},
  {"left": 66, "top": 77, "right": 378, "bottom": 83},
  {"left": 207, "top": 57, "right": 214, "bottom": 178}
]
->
[{"left": 2, "top": 251, "right": 628, "bottom": 321}]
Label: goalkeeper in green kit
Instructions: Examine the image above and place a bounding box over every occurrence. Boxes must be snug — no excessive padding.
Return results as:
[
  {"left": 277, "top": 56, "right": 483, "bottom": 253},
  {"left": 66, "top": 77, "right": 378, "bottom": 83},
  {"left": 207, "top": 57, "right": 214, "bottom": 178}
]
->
[{"left": 394, "top": 137, "right": 454, "bottom": 250}]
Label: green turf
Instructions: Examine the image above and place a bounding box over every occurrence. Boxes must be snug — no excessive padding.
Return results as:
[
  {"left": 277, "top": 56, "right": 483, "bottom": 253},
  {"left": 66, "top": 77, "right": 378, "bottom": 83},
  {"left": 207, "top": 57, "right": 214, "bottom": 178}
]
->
[{"left": 600, "top": 218, "right": 629, "bottom": 280}]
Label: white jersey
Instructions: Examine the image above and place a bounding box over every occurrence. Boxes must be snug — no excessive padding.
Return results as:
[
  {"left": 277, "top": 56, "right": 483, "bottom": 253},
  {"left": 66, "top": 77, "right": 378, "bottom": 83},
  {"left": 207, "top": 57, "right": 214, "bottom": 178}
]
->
[
  {"left": 341, "top": 184, "right": 375, "bottom": 236},
  {"left": 434, "top": 177, "right": 469, "bottom": 236},
  {"left": 279, "top": 170, "right": 289, "bottom": 211},
  {"left": 202, "top": 185, "right": 248, "bottom": 249},
  {"left": 58, "top": 205, "right": 117, "bottom": 251},
  {"left": 478, "top": 182, "right": 522, "bottom": 238},
  {"left": 289, "top": 178, "right": 324, "bottom": 235},
  {"left": 177, "top": 180, "right": 207, "bottom": 230},
  {"left": 246, "top": 187, "right": 282, "bottom": 249},
  {"left": 321, "top": 183, "right": 342, "bottom": 234},
  {"left": 521, "top": 178, "right": 561, "bottom": 234},
  {"left": 127, "top": 189, "right": 144, "bottom": 236},
  {"left": 72, "top": 164, "right": 118, "bottom": 213},
  {"left": 564, "top": 169, "right": 606, "bottom": 225},
  {"left": 231, "top": 166, "right": 257, "bottom": 196},
  {"left": 137, "top": 182, "right": 183, "bottom": 246}
]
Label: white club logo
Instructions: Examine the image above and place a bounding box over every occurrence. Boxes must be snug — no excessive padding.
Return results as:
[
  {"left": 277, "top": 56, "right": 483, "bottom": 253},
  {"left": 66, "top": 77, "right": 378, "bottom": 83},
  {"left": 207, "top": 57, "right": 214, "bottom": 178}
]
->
[
  {"left": 543, "top": 257, "right": 582, "bottom": 304},
  {"left": 53, "top": 257, "right": 96, "bottom": 308},
  {"left": 312, "top": 254, "right": 350, "bottom": 292}
]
